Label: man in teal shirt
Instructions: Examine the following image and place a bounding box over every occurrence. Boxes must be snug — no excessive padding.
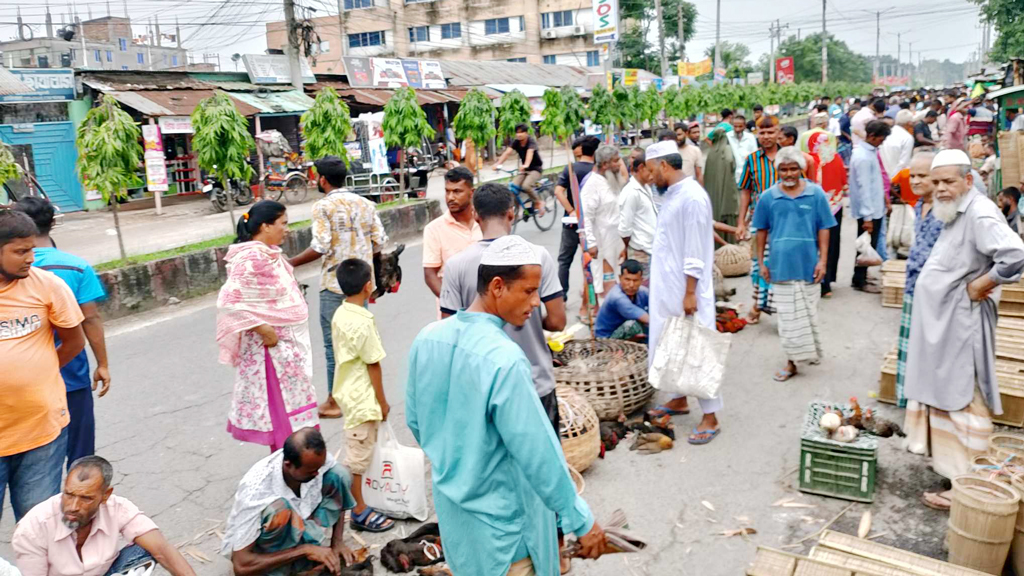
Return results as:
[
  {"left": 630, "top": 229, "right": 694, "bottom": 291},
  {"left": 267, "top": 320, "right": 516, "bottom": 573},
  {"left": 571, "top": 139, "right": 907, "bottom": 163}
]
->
[{"left": 406, "top": 235, "right": 606, "bottom": 576}]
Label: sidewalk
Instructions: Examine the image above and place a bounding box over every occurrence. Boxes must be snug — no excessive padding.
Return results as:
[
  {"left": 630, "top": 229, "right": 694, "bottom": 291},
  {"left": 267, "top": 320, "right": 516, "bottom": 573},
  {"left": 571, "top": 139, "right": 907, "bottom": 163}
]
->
[{"left": 52, "top": 147, "right": 578, "bottom": 266}]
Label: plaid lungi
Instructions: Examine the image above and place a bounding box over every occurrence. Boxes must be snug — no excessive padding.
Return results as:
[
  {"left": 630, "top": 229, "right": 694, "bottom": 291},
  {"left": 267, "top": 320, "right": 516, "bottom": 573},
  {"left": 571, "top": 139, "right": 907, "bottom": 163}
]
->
[
  {"left": 903, "top": 387, "right": 993, "bottom": 479},
  {"left": 750, "top": 240, "right": 774, "bottom": 314},
  {"left": 772, "top": 281, "right": 823, "bottom": 363},
  {"left": 895, "top": 293, "right": 913, "bottom": 408}
]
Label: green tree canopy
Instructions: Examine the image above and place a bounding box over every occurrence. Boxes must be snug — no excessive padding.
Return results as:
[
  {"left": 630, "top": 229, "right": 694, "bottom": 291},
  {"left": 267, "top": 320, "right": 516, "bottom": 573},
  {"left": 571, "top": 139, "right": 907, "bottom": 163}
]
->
[
  {"left": 0, "top": 140, "right": 21, "bottom": 189},
  {"left": 772, "top": 33, "right": 872, "bottom": 84},
  {"left": 560, "top": 86, "right": 587, "bottom": 134},
  {"left": 452, "top": 89, "right": 496, "bottom": 150},
  {"left": 381, "top": 87, "right": 435, "bottom": 150},
  {"left": 496, "top": 89, "right": 532, "bottom": 144},
  {"left": 704, "top": 41, "right": 753, "bottom": 79},
  {"left": 301, "top": 87, "right": 352, "bottom": 164},
  {"left": 619, "top": 0, "right": 698, "bottom": 73},
  {"left": 640, "top": 84, "right": 664, "bottom": 125},
  {"left": 972, "top": 0, "right": 1024, "bottom": 62},
  {"left": 588, "top": 84, "right": 615, "bottom": 132},
  {"left": 192, "top": 93, "right": 255, "bottom": 189},
  {"left": 539, "top": 88, "right": 571, "bottom": 145}
]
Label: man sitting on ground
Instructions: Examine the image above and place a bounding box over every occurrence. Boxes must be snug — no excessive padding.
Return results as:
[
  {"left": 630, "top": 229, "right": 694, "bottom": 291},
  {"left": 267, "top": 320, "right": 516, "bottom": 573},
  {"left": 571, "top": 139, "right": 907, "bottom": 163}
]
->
[
  {"left": 221, "top": 428, "right": 358, "bottom": 576},
  {"left": 13, "top": 456, "right": 196, "bottom": 576},
  {"left": 594, "top": 260, "right": 649, "bottom": 341}
]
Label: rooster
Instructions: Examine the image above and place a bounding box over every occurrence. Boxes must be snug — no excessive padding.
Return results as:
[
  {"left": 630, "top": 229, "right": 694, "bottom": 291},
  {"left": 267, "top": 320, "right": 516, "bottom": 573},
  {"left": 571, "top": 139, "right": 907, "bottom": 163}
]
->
[
  {"left": 844, "top": 397, "right": 864, "bottom": 430},
  {"left": 862, "top": 408, "right": 906, "bottom": 438}
]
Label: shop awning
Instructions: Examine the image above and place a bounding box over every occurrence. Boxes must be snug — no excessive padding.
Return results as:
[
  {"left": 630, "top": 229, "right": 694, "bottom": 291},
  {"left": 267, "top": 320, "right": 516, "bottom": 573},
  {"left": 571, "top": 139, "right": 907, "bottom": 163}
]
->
[
  {"left": 308, "top": 81, "right": 488, "bottom": 107},
  {"left": 227, "top": 90, "right": 316, "bottom": 115},
  {"left": 101, "top": 89, "right": 261, "bottom": 117}
]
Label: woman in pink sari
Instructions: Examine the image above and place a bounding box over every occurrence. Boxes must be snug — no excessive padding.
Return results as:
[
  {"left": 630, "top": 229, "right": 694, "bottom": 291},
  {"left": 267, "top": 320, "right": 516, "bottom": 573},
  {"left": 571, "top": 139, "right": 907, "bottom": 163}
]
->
[{"left": 216, "top": 201, "right": 318, "bottom": 451}]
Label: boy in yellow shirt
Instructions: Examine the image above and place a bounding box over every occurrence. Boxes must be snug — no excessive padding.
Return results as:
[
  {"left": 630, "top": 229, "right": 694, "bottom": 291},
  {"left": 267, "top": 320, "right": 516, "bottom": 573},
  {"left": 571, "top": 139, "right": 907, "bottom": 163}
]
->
[{"left": 331, "top": 258, "right": 394, "bottom": 533}]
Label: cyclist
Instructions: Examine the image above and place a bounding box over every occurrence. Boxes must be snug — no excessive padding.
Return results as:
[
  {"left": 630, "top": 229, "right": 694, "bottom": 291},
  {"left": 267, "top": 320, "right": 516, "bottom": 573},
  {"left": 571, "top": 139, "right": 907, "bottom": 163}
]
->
[{"left": 492, "top": 123, "right": 546, "bottom": 217}]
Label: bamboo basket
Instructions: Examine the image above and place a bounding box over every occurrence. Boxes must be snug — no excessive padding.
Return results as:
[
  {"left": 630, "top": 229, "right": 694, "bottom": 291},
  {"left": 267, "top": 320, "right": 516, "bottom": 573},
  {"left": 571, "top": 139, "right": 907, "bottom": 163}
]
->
[
  {"left": 990, "top": 433, "right": 1024, "bottom": 462},
  {"left": 746, "top": 547, "right": 855, "bottom": 576},
  {"left": 555, "top": 386, "right": 601, "bottom": 473},
  {"left": 715, "top": 243, "right": 752, "bottom": 277},
  {"left": 553, "top": 339, "right": 652, "bottom": 421},
  {"left": 817, "top": 529, "right": 992, "bottom": 576},
  {"left": 1009, "top": 474, "right": 1024, "bottom": 576},
  {"left": 947, "top": 475, "right": 1020, "bottom": 574},
  {"left": 878, "top": 346, "right": 898, "bottom": 405}
]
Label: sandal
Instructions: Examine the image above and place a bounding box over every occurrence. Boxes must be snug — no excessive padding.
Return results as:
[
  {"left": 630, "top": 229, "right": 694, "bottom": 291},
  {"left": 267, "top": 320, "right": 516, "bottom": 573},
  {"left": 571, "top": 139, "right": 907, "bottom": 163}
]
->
[
  {"left": 921, "top": 492, "right": 951, "bottom": 511},
  {"left": 350, "top": 507, "right": 395, "bottom": 533},
  {"left": 773, "top": 369, "right": 796, "bottom": 382},
  {"left": 688, "top": 427, "right": 721, "bottom": 445},
  {"left": 649, "top": 404, "right": 690, "bottom": 417}
]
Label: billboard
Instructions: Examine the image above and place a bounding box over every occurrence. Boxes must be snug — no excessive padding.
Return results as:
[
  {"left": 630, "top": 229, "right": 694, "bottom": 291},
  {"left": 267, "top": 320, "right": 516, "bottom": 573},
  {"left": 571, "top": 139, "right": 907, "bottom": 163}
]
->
[
  {"left": 775, "top": 57, "right": 795, "bottom": 84},
  {"left": 242, "top": 54, "right": 316, "bottom": 85},
  {"left": 747, "top": 72, "right": 764, "bottom": 85},
  {"left": 677, "top": 59, "right": 711, "bottom": 77},
  {"left": 623, "top": 69, "right": 639, "bottom": 86},
  {"left": 344, "top": 58, "right": 447, "bottom": 89},
  {"left": 592, "top": 0, "right": 618, "bottom": 43},
  {"left": 0, "top": 69, "right": 75, "bottom": 103}
]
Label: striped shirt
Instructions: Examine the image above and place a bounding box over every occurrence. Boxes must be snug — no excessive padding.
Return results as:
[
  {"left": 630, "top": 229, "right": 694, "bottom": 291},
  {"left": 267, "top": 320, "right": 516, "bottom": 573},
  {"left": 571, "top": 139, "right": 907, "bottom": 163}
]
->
[{"left": 739, "top": 149, "right": 779, "bottom": 225}]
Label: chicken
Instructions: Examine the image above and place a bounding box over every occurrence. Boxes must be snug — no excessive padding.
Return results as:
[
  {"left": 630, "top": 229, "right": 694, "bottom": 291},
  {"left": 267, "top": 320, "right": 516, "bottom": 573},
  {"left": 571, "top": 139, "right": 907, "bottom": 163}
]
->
[
  {"left": 418, "top": 565, "right": 453, "bottom": 576},
  {"left": 832, "top": 425, "right": 859, "bottom": 443},
  {"left": 845, "top": 397, "right": 864, "bottom": 430},
  {"left": 861, "top": 408, "right": 906, "bottom": 438},
  {"left": 600, "top": 421, "right": 624, "bottom": 453},
  {"left": 629, "top": 432, "right": 674, "bottom": 454},
  {"left": 340, "top": 559, "right": 374, "bottom": 576}
]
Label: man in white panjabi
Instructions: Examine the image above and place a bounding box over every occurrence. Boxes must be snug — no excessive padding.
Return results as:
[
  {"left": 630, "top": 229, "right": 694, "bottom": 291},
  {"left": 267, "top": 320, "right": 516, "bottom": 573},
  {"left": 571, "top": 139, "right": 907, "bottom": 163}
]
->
[
  {"left": 643, "top": 141, "right": 722, "bottom": 446},
  {"left": 580, "top": 145, "right": 627, "bottom": 299},
  {"left": 903, "top": 149, "right": 1024, "bottom": 511}
]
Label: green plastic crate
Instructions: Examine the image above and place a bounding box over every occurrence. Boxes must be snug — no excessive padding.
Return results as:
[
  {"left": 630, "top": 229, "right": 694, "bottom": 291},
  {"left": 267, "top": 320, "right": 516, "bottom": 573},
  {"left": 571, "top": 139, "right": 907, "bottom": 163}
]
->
[{"left": 798, "top": 401, "right": 878, "bottom": 503}]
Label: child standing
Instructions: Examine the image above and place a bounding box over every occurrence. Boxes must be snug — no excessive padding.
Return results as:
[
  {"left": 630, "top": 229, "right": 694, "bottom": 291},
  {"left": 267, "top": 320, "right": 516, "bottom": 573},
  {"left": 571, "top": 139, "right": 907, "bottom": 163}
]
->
[{"left": 331, "top": 258, "right": 395, "bottom": 533}]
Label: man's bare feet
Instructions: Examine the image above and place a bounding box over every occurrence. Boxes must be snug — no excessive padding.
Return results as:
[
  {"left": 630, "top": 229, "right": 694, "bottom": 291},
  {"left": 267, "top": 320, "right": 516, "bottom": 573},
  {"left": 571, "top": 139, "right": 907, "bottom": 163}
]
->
[
  {"left": 774, "top": 360, "right": 798, "bottom": 382},
  {"left": 746, "top": 307, "right": 761, "bottom": 324},
  {"left": 318, "top": 397, "right": 342, "bottom": 419},
  {"left": 922, "top": 490, "right": 952, "bottom": 511}
]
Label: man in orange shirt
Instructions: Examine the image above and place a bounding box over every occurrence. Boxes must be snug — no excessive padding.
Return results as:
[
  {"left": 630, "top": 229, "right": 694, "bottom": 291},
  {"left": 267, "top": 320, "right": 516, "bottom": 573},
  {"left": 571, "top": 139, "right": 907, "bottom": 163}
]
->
[
  {"left": 0, "top": 210, "right": 86, "bottom": 522},
  {"left": 422, "top": 167, "right": 482, "bottom": 299}
]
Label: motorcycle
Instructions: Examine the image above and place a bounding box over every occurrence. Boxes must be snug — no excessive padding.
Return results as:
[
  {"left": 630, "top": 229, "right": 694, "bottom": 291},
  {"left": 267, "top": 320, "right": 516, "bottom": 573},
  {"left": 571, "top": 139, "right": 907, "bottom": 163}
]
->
[{"left": 202, "top": 176, "right": 254, "bottom": 213}]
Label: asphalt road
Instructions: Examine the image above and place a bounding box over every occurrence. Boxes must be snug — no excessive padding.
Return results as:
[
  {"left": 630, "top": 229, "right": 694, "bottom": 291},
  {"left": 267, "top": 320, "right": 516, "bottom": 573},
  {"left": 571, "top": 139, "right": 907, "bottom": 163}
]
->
[{"left": 1, "top": 199, "right": 950, "bottom": 575}]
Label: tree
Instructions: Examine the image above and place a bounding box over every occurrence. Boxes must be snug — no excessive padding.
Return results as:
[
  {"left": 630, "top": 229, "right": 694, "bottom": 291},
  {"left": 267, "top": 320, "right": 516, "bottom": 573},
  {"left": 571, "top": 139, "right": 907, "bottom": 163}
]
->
[
  {"left": 588, "top": 84, "right": 615, "bottom": 143},
  {"left": 971, "top": 0, "right": 1024, "bottom": 61},
  {"left": 382, "top": 87, "right": 435, "bottom": 195},
  {"left": 704, "top": 41, "right": 752, "bottom": 79},
  {"left": 496, "top": 89, "right": 532, "bottom": 145},
  {"left": 452, "top": 89, "right": 496, "bottom": 182},
  {"left": 539, "top": 88, "right": 571, "bottom": 165},
  {"left": 619, "top": 0, "right": 698, "bottom": 72},
  {"left": 774, "top": 33, "right": 871, "bottom": 84},
  {"left": 612, "top": 83, "right": 639, "bottom": 143},
  {"left": 192, "top": 92, "right": 255, "bottom": 225},
  {"left": 0, "top": 140, "right": 21, "bottom": 189},
  {"left": 301, "top": 87, "right": 352, "bottom": 164},
  {"left": 640, "top": 84, "right": 664, "bottom": 128},
  {"left": 75, "top": 95, "right": 144, "bottom": 261},
  {"left": 560, "top": 86, "right": 587, "bottom": 135}
]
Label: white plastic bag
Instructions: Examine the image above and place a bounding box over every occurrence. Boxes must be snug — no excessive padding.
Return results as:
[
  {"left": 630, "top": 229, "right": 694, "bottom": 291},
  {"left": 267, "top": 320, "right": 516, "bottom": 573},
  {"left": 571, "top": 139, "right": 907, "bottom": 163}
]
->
[
  {"left": 855, "top": 232, "right": 883, "bottom": 267},
  {"left": 649, "top": 316, "right": 731, "bottom": 399},
  {"left": 362, "top": 422, "right": 428, "bottom": 521},
  {"left": 886, "top": 205, "right": 916, "bottom": 259}
]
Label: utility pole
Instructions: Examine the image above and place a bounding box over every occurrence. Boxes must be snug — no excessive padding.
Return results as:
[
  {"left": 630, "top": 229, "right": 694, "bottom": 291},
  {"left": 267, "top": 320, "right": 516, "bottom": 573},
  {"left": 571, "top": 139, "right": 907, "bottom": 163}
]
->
[
  {"left": 677, "top": 4, "right": 685, "bottom": 62},
  {"left": 713, "top": 0, "right": 721, "bottom": 82},
  {"left": 908, "top": 42, "right": 912, "bottom": 83},
  {"left": 768, "top": 20, "right": 787, "bottom": 83},
  {"left": 821, "top": 0, "right": 827, "bottom": 84},
  {"left": 655, "top": 0, "right": 667, "bottom": 77},
  {"left": 283, "top": 0, "right": 304, "bottom": 91},
  {"left": 896, "top": 32, "right": 901, "bottom": 79},
  {"left": 335, "top": 0, "right": 347, "bottom": 69}
]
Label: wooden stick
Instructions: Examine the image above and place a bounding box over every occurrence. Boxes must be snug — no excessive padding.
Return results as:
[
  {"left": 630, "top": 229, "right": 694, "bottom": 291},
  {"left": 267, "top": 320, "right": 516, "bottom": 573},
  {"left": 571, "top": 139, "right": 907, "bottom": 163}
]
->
[{"left": 784, "top": 502, "right": 856, "bottom": 548}]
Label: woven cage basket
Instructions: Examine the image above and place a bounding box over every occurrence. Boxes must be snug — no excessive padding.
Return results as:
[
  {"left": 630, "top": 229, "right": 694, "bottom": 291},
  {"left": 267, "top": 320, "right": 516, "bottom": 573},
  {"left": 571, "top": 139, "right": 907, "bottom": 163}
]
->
[
  {"left": 990, "top": 433, "right": 1024, "bottom": 463},
  {"left": 554, "top": 339, "right": 652, "bottom": 421},
  {"left": 715, "top": 244, "right": 751, "bottom": 277},
  {"left": 555, "top": 386, "right": 601, "bottom": 473}
]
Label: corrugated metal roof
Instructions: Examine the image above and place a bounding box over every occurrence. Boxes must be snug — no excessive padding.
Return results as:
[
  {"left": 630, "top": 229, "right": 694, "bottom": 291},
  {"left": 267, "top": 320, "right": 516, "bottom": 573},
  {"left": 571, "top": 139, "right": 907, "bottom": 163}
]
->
[
  {"left": 0, "top": 66, "right": 32, "bottom": 95},
  {"left": 206, "top": 81, "right": 295, "bottom": 92},
  {"left": 308, "top": 81, "right": 478, "bottom": 107},
  {"left": 440, "top": 61, "right": 590, "bottom": 88},
  {"left": 80, "top": 72, "right": 211, "bottom": 91},
  {"left": 228, "top": 89, "right": 315, "bottom": 114},
  {"left": 103, "top": 89, "right": 261, "bottom": 117}
]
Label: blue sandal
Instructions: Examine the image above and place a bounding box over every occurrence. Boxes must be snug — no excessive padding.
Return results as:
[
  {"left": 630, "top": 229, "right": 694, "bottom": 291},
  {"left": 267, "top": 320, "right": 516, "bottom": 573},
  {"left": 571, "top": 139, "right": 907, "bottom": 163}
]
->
[
  {"left": 350, "top": 507, "right": 395, "bottom": 533},
  {"left": 688, "top": 427, "right": 721, "bottom": 445},
  {"left": 649, "top": 404, "right": 690, "bottom": 417}
]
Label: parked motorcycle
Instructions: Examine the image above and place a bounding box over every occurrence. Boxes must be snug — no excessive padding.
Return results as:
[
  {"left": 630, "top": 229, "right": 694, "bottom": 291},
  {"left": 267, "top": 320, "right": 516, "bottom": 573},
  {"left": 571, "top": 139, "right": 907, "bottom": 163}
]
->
[{"left": 202, "top": 176, "right": 254, "bottom": 213}]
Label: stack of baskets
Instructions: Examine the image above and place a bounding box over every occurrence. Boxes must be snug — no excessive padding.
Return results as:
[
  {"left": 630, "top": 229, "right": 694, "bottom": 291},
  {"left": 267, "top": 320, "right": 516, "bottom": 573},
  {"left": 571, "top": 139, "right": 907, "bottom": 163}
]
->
[
  {"left": 966, "top": 433, "right": 1024, "bottom": 575},
  {"left": 555, "top": 386, "right": 601, "bottom": 473},
  {"left": 554, "top": 339, "right": 652, "bottom": 421},
  {"left": 880, "top": 259, "right": 907, "bottom": 309},
  {"left": 715, "top": 243, "right": 751, "bottom": 277}
]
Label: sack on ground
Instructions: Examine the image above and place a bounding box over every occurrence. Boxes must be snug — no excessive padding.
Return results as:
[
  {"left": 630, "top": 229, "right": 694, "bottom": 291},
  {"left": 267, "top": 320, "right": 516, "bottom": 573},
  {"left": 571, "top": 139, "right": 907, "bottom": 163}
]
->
[
  {"left": 362, "top": 422, "right": 428, "bottom": 521},
  {"left": 855, "top": 232, "right": 883, "bottom": 267},
  {"left": 649, "top": 316, "right": 730, "bottom": 399}
]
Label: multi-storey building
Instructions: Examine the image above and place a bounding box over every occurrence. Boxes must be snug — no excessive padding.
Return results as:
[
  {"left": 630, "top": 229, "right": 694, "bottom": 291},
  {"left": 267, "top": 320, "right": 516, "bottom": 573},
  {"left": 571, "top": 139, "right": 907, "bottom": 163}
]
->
[{"left": 265, "top": 0, "right": 602, "bottom": 74}]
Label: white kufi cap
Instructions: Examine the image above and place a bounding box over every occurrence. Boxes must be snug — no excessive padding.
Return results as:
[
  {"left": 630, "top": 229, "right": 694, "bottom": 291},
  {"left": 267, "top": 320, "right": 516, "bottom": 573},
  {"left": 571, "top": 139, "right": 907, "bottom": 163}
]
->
[
  {"left": 480, "top": 235, "right": 541, "bottom": 267},
  {"left": 645, "top": 140, "right": 679, "bottom": 160},
  {"left": 931, "top": 149, "right": 972, "bottom": 170}
]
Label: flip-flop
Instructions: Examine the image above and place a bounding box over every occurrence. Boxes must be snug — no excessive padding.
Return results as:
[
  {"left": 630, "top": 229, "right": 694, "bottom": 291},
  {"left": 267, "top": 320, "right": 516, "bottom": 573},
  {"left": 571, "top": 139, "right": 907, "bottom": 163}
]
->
[
  {"left": 921, "top": 492, "right": 951, "bottom": 511},
  {"left": 650, "top": 404, "right": 690, "bottom": 416},
  {"left": 773, "top": 369, "right": 795, "bottom": 382},
  {"left": 688, "top": 427, "right": 721, "bottom": 445},
  {"left": 350, "top": 507, "right": 395, "bottom": 532}
]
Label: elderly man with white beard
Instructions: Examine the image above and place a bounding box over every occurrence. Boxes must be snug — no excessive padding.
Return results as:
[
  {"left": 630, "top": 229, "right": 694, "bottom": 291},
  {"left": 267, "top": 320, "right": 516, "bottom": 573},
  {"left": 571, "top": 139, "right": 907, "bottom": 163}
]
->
[
  {"left": 581, "top": 145, "right": 628, "bottom": 300},
  {"left": 905, "top": 149, "right": 1024, "bottom": 512}
]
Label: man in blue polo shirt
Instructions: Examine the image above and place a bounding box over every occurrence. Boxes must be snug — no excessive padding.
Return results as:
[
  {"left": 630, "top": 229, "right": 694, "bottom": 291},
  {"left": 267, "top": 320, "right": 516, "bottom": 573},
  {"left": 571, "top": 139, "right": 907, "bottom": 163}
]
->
[
  {"left": 15, "top": 197, "right": 110, "bottom": 466},
  {"left": 594, "top": 260, "right": 649, "bottom": 341},
  {"left": 752, "top": 147, "right": 837, "bottom": 383}
]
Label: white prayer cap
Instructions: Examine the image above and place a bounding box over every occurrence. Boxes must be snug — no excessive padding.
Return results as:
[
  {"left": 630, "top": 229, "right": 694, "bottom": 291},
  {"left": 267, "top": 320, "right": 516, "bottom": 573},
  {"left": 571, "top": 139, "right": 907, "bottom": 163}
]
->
[
  {"left": 931, "top": 149, "right": 972, "bottom": 170},
  {"left": 480, "top": 235, "right": 541, "bottom": 267},
  {"left": 645, "top": 140, "right": 678, "bottom": 160}
]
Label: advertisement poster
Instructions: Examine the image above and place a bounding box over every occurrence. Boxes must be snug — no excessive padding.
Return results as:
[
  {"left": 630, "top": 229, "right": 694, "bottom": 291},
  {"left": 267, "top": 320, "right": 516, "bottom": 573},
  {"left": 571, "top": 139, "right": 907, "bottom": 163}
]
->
[
  {"left": 775, "top": 57, "right": 795, "bottom": 84},
  {"left": 592, "top": 0, "right": 618, "bottom": 43},
  {"left": 141, "top": 125, "right": 164, "bottom": 153},
  {"left": 157, "top": 116, "right": 193, "bottom": 134},
  {"left": 623, "top": 69, "right": 639, "bottom": 86},
  {"left": 344, "top": 57, "right": 373, "bottom": 87},
  {"left": 403, "top": 60, "right": 424, "bottom": 89},
  {"left": 713, "top": 68, "right": 726, "bottom": 82},
  {"left": 372, "top": 58, "right": 409, "bottom": 87},
  {"left": 677, "top": 59, "right": 711, "bottom": 77},
  {"left": 747, "top": 72, "right": 764, "bottom": 85},
  {"left": 419, "top": 60, "right": 447, "bottom": 89},
  {"left": 141, "top": 125, "right": 168, "bottom": 192},
  {"left": 242, "top": 54, "right": 315, "bottom": 85}
]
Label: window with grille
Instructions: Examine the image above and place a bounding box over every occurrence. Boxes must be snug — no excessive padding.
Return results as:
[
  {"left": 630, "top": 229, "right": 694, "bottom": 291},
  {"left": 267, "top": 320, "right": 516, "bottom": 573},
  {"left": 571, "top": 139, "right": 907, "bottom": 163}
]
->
[
  {"left": 484, "top": 18, "right": 510, "bottom": 35},
  {"left": 440, "top": 22, "right": 461, "bottom": 39},
  {"left": 349, "top": 31, "right": 384, "bottom": 47},
  {"left": 541, "top": 10, "right": 572, "bottom": 29},
  {"left": 507, "top": 57, "right": 526, "bottom": 62},
  {"left": 408, "top": 26, "right": 429, "bottom": 43},
  {"left": 543, "top": 55, "right": 556, "bottom": 64},
  {"left": 118, "top": 38, "right": 127, "bottom": 51},
  {"left": 344, "top": 0, "right": 373, "bottom": 9},
  {"left": 587, "top": 50, "right": 600, "bottom": 66}
]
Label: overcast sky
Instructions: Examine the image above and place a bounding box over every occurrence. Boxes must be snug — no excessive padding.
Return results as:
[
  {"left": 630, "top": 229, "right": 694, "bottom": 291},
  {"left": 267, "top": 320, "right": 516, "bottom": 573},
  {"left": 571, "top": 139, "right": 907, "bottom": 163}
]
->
[{"left": 0, "top": 0, "right": 987, "bottom": 71}]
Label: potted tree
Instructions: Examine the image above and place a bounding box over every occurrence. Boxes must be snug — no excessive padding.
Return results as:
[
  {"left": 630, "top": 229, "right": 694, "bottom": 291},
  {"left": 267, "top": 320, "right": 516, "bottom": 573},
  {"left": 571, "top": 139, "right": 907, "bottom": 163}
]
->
[
  {"left": 381, "top": 87, "right": 435, "bottom": 198},
  {"left": 192, "top": 92, "right": 255, "bottom": 225},
  {"left": 301, "top": 86, "right": 353, "bottom": 163},
  {"left": 451, "top": 88, "right": 496, "bottom": 182}
]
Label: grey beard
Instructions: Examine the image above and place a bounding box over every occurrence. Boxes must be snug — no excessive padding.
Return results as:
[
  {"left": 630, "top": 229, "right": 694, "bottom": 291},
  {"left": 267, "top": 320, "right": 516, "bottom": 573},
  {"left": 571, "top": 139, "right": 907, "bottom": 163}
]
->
[
  {"left": 933, "top": 198, "right": 960, "bottom": 224},
  {"left": 62, "top": 518, "right": 81, "bottom": 530},
  {"left": 604, "top": 170, "right": 625, "bottom": 194}
]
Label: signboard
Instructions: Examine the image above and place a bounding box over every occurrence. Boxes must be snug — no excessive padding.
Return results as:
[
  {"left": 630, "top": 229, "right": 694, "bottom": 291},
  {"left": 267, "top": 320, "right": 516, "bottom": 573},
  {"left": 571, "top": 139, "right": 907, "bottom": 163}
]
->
[
  {"left": 677, "top": 59, "right": 711, "bottom": 77},
  {"left": 242, "top": 54, "right": 316, "bottom": 85},
  {"left": 714, "top": 68, "right": 726, "bottom": 82},
  {"left": 344, "top": 57, "right": 373, "bottom": 87},
  {"left": 372, "top": 58, "right": 409, "bottom": 88},
  {"left": 158, "top": 116, "right": 193, "bottom": 134},
  {"left": 775, "top": 57, "right": 795, "bottom": 84},
  {"left": 0, "top": 69, "right": 75, "bottom": 103},
  {"left": 653, "top": 78, "right": 663, "bottom": 91},
  {"left": 403, "top": 60, "right": 424, "bottom": 89},
  {"left": 623, "top": 69, "right": 639, "bottom": 86},
  {"left": 419, "top": 61, "right": 446, "bottom": 89},
  {"left": 872, "top": 75, "right": 910, "bottom": 87},
  {"left": 592, "top": 0, "right": 618, "bottom": 43},
  {"left": 141, "top": 125, "right": 169, "bottom": 193},
  {"left": 747, "top": 72, "right": 764, "bottom": 85}
]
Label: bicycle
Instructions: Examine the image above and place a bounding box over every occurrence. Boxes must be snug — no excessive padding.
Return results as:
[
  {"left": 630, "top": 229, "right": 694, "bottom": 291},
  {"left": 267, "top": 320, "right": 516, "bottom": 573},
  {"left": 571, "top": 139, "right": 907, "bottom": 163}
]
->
[{"left": 497, "top": 169, "right": 558, "bottom": 233}]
